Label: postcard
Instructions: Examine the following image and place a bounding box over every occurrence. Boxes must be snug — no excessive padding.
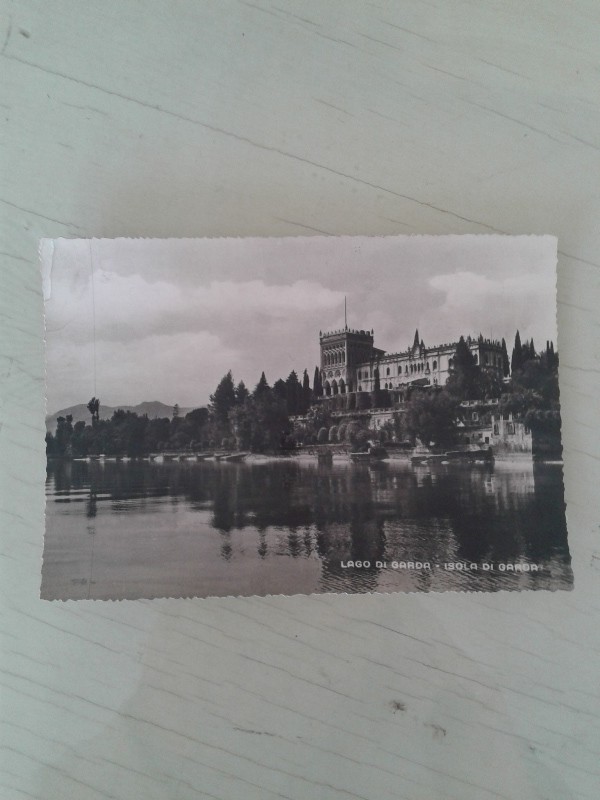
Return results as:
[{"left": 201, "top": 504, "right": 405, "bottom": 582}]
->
[{"left": 41, "top": 235, "right": 571, "bottom": 600}]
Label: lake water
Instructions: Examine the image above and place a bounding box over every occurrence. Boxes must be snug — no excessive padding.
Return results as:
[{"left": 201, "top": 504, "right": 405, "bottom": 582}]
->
[{"left": 42, "top": 458, "right": 572, "bottom": 600}]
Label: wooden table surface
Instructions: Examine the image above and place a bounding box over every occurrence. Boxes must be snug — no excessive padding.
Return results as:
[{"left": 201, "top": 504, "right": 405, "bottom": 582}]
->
[{"left": 1, "top": 2, "right": 599, "bottom": 798}]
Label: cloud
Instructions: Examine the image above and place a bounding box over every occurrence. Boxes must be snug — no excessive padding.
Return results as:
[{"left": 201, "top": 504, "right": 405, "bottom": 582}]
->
[
  {"left": 429, "top": 271, "right": 551, "bottom": 309},
  {"left": 46, "top": 271, "right": 345, "bottom": 343},
  {"left": 44, "top": 236, "right": 558, "bottom": 410},
  {"left": 425, "top": 270, "right": 556, "bottom": 345}
]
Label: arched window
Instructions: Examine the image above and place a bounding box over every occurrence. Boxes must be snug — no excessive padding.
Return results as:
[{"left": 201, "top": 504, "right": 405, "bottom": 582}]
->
[
  {"left": 332, "top": 380, "right": 338, "bottom": 395},
  {"left": 433, "top": 360, "right": 437, "bottom": 369},
  {"left": 386, "top": 367, "right": 390, "bottom": 376},
  {"left": 324, "top": 380, "right": 331, "bottom": 397},
  {"left": 339, "top": 378, "right": 345, "bottom": 394}
]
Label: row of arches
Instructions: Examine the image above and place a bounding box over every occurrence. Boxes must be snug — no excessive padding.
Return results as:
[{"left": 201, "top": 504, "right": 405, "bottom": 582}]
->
[
  {"left": 323, "top": 349, "right": 345, "bottom": 366},
  {"left": 323, "top": 379, "right": 351, "bottom": 396}
]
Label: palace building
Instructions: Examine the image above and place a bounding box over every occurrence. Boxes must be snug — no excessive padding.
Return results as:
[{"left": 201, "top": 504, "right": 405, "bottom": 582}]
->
[{"left": 319, "top": 326, "right": 504, "bottom": 396}]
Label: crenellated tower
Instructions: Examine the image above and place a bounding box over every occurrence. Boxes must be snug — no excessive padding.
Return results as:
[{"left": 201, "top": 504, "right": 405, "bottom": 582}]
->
[{"left": 319, "top": 326, "right": 381, "bottom": 395}]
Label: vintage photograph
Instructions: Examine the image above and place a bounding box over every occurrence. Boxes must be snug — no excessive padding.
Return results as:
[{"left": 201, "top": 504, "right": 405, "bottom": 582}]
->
[{"left": 41, "top": 235, "right": 571, "bottom": 600}]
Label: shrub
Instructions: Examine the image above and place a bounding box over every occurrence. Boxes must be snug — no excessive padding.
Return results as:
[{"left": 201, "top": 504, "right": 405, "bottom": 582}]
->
[{"left": 317, "top": 427, "right": 329, "bottom": 444}]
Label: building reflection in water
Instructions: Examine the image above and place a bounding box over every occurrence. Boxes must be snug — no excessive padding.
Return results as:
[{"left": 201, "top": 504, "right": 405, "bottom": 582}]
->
[{"left": 45, "top": 457, "right": 572, "bottom": 596}]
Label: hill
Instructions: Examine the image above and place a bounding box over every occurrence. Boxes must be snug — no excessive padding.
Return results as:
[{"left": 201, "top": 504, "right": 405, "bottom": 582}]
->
[{"left": 46, "top": 401, "right": 195, "bottom": 432}]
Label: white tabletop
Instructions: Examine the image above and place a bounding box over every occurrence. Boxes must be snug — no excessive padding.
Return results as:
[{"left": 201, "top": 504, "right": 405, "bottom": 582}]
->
[{"left": 1, "top": 2, "right": 599, "bottom": 798}]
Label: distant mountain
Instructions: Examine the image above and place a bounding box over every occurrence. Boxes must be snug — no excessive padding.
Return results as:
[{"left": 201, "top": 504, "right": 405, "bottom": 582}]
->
[{"left": 46, "top": 401, "right": 195, "bottom": 432}]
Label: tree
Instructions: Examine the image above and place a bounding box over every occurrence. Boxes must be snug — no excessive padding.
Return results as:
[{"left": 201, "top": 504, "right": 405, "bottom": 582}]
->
[
  {"left": 501, "top": 338, "right": 510, "bottom": 377},
  {"left": 229, "top": 392, "right": 289, "bottom": 452},
  {"left": 54, "top": 415, "right": 74, "bottom": 457},
  {"left": 87, "top": 396, "right": 100, "bottom": 424},
  {"left": 344, "top": 421, "right": 362, "bottom": 444},
  {"left": 374, "top": 364, "right": 380, "bottom": 392},
  {"left": 273, "top": 378, "right": 287, "bottom": 402},
  {"left": 541, "top": 341, "right": 558, "bottom": 372},
  {"left": 404, "top": 390, "right": 458, "bottom": 448},
  {"left": 144, "top": 416, "right": 171, "bottom": 452},
  {"left": 445, "top": 337, "right": 478, "bottom": 400},
  {"left": 511, "top": 330, "right": 523, "bottom": 374},
  {"left": 184, "top": 408, "right": 210, "bottom": 448},
  {"left": 302, "top": 369, "right": 311, "bottom": 412},
  {"left": 210, "top": 371, "right": 237, "bottom": 429},
  {"left": 172, "top": 403, "right": 180, "bottom": 419},
  {"left": 71, "top": 420, "right": 89, "bottom": 457},
  {"left": 253, "top": 371, "right": 270, "bottom": 398},
  {"left": 475, "top": 368, "right": 503, "bottom": 400},
  {"left": 352, "top": 429, "right": 371, "bottom": 452},
  {"left": 313, "top": 366, "right": 322, "bottom": 398},
  {"left": 235, "top": 380, "right": 249, "bottom": 405},
  {"left": 285, "top": 370, "right": 302, "bottom": 414}
]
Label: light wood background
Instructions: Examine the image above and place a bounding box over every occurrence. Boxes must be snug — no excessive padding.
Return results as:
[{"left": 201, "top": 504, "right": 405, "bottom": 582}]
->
[{"left": 1, "top": 2, "right": 599, "bottom": 798}]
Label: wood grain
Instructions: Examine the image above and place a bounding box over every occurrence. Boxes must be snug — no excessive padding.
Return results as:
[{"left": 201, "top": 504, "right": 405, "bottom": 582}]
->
[{"left": 1, "top": 1, "right": 599, "bottom": 798}]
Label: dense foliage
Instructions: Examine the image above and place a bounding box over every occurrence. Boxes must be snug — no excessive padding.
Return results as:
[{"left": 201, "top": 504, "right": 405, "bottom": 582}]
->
[
  {"left": 47, "top": 331, "right": 560, "bottom": 457},
  {"left": 47, "top": 363, "right": 319, "bottom": 457}
]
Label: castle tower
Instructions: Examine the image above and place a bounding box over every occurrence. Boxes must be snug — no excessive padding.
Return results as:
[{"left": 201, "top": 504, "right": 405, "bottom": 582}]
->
[{"left": 319, "top": 327, "right": 377, "bottom": 396}]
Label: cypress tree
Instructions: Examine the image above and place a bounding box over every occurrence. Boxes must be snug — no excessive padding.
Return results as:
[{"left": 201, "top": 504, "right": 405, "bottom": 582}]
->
[
  {"left": 235, "top": 380, "right": 249, "bottom": 405},
  {"left": 285, "top": 370, "right": 301, "bottom": 414},
  {"left": 302, "top": 369, "right": 310, "bottom": 392},
  {"left": 254, "top": 371, "right": 271, "bottom": 398},
  {"left": 302, "top": 369, "right": 311, "bottom": 412},
  {"left": 511, "top": 331, "right": 523, "bottom": 374},
  {"left": 446, "top": 336, "right": 479, "bottom": 399},
  {"left": 313, "top": 366, "right": 322, "bottom": 397},
  {"left": 501, "top": 338, "right": 510, "bottom": 377}
]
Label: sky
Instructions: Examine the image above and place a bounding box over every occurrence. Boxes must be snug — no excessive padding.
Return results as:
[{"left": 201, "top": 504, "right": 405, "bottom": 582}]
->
[{"left": 43, "top": 235, "right": 558, "bottom": 414}]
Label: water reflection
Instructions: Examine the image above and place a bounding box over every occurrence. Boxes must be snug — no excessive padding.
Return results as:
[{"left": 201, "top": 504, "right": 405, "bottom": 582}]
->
[{"left": 42, "top": 458, "right": 571, "bottom": 600}]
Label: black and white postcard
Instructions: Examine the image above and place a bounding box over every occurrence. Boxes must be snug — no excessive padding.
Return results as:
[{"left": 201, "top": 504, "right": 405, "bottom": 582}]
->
[{"left": 41, "top": 235, "right": 571, "bottom": 600}]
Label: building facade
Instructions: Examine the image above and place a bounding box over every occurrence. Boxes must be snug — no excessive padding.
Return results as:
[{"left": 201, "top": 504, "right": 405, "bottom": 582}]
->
[{"left": 320, "top": 327, "right": 504, "bottom": 396}]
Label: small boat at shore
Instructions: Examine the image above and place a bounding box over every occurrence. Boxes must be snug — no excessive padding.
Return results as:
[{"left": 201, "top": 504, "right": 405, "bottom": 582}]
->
[
  {"left": 350, "top": 452, "right": 371, "bottom": 463},
  {"left": 217, "top": 452, "right": 249, "bottom": 462},
  {"left": 411, "top": 446, "right": 494, "bottom": 465},
  {"left": 350, "top": 445, "right": 388, "bottom": 464}
]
